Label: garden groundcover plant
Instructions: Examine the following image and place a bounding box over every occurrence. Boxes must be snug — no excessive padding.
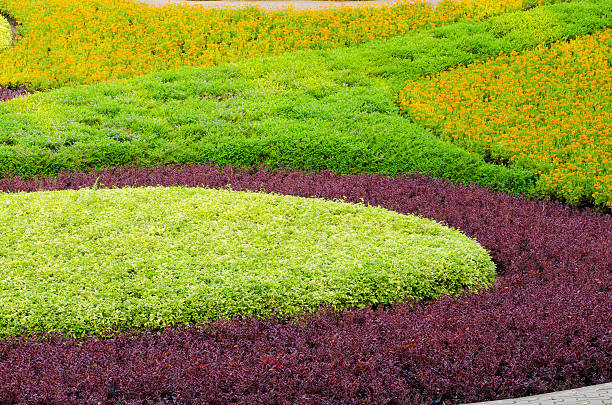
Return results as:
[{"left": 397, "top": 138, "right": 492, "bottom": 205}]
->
[
  {"left": 0, "top": 186, "right": 495, "bottom": 338},
  {"left": 0, "top": 0, "right": 610, "bottom": 402},
  {"left": 0, "top": 164, "right": 609, "bottom": 403}
]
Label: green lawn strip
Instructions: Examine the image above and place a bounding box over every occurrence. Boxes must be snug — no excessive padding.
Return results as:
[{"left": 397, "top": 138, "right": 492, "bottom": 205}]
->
[
  {"left": 0, "top": 186, "right": 495, "bottom": 338},
  {"left": 0, "top": 14, "right": 10, "bottom": 49},
  {"left": 0, "top": 0, "right": 609, "bottom": 196}
]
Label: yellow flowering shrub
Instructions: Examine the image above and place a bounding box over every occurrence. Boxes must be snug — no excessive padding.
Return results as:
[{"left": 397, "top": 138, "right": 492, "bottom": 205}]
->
[
  {"left": 0, "top": 14, "right": 10, "bottom": 50},
  {"left": 0, "top": 0, "right": 541, "bottom": 88},
  {"left": 399, "top": 29, "right": 612, "bottom": 209}
]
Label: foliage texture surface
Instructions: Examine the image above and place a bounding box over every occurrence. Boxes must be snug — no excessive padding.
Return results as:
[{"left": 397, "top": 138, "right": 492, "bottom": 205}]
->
[
  {"left": 0, "top": 164, "right": 609, "bottom": 403},
  {"left": 0, "top": 186, "right": 495, "bottom": 338}
]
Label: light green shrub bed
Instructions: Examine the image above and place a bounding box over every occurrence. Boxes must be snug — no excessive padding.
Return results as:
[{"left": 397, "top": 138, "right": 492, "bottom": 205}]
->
[
  {"left": 0, "top": 15, "right": 10, "bottom": 50},
  {"left": 0, "top": 186, "right": 495, "bottom": 338}
]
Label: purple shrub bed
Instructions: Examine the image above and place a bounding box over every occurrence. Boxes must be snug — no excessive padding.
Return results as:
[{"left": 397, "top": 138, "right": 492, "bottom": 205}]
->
[
  {"left": 0, "top": 85, "right": 31, "bottom": 101},
  {"left": 0, "top": 164, "right": 610, "bottom": 404}
]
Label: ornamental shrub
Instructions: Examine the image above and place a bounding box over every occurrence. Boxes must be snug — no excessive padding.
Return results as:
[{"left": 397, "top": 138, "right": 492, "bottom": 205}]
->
[
  {"left": 0, "top": 164, "right": 609, "bottom": 403},
  {"left": 0, "top": 185, "right": 495, "bottom": 338}
]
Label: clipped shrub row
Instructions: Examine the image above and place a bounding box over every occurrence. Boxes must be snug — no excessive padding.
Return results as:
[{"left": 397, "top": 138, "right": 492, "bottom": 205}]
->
[
  {"left": 400, "top": 27, "right": 612, "bottom": 209},
  {"left": 0, "top": 164, "right": 609, "bottom": 403},
  {"left": 0, "top": 186, "right": 495, "bottom": 338},
  {"left": 0, "top": 0, "right": 546, "bottom": 88},
  {"left": 1, "top": 0, "right": 609, "bottom": 200}
]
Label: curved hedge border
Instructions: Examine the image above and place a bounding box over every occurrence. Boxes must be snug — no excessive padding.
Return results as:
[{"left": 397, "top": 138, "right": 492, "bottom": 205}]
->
[
  {"left": 0, "top": 164, "right": 609, "bottom": 403},
  {"left": 0, "top": 0, "right": 609, "bottom": 204},
  {"left": 0, "top": 186, "right": 495, "bottom": 338}
]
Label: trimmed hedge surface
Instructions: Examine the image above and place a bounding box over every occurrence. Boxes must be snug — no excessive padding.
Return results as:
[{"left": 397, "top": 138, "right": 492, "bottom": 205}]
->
[
  {"left": 0, "top": 164, "right": 610, "bottom": 403},
  {"left": 1, "top": 1, "right": 610, "bottom": 201},
  {"left": 0, "top": 186, "right": 495, "bottom": 338}
]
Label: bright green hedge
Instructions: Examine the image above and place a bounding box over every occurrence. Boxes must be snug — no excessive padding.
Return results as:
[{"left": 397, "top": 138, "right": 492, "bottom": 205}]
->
[
  {"left": 0, "top": 15, "right": 10, "bottom": 50},
  {"left": 0, "top": 186, "right": 496, "bottom": 338},
  {"left": 0, "top": 1, "right": 609, "bottom": 197}
]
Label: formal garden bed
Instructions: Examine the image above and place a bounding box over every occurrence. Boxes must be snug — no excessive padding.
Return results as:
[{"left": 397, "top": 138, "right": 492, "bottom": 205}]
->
[{"left": 0, "top": 0, "right": 610, "bottom": 402}]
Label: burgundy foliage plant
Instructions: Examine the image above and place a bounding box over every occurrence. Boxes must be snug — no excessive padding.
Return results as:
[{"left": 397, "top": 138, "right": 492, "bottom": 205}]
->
[
  {"left": 0, "top": 164, "right": 610, "bottom": 404},
  {"left": 0, "top": 85, "right": 32, "bottom": 101}
]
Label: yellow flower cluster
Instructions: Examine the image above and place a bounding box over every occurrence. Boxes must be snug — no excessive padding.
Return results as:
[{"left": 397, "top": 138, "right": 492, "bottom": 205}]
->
[
  {"left": 0, "top": 0, "right": 530, "bottom": 88},
  {"left": 399, "top": 29, "right": 612, "bottom": 208}
]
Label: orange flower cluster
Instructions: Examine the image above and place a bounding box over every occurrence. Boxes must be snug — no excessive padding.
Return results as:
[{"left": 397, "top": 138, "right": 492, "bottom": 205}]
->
[
  {"left": 0, "top": 0, "right": 530, "bottom": 88},
  {"left": 399, "top": 29, "right": 612, "bottom": 208}
]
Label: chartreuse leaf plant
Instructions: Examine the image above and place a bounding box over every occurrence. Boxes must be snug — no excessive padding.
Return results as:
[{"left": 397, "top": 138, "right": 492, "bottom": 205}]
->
[{"left": 0, "top": 186, "right": 496, "bottom": 339}]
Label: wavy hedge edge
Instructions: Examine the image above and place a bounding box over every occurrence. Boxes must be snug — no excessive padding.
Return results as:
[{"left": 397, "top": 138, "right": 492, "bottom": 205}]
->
[
  {"left": 0, "top": 164, "right": 610, "bottom": 403},
  {"left": 0, "top": 185, "right": 496, "bottom": 338}
]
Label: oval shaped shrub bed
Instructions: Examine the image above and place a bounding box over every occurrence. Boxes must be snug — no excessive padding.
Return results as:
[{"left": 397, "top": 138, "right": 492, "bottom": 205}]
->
[{"left": 0, "top": 186, "right": 495, "bottom": 338}]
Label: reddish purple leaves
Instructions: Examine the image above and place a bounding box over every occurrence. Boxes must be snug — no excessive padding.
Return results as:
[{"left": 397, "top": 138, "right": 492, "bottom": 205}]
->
[
  {"left": 0, "top": 85, "right": 32, "bottom": 101},
  {"left": 0, "top": 164, "right": 610, "bottom": 404}
]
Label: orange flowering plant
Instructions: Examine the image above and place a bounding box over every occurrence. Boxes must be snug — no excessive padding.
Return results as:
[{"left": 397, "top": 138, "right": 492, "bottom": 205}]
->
[
  {"left": 0, "top": 0, "right": 545, "bottom": 88},
  {"left": 399, "top": 29, "right": 612, "bottom": 209}
]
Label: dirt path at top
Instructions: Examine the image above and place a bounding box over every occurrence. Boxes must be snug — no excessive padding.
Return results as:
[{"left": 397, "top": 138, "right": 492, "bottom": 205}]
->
[{"left": 134, "top": 0, "right": 441, "bottom": 11}]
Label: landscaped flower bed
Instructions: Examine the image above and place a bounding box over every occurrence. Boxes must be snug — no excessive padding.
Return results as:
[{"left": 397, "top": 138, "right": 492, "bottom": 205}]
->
[
  {"left": 0, "top": 0, "right": 539, "bottom": 88},
  {"left": 0, "top": 0, "right": 608, "bottom": 193},
  {"left": 399, "top": 28, "right": 612, "bottom": 209},
  {"left": 0, "top": 0, "right": 610, "bottom": 402},
  {"left": 0, "top": 164, "right": 610, "bottom": 403}
]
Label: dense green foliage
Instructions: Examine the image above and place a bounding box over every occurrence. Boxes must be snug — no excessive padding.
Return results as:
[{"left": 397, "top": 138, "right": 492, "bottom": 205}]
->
[
  {"left": 0, "top": 186, "right": 496, "bottom": 338},
  {"left": 0, "top": 1, "right": 608, "bottom": 198}
]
